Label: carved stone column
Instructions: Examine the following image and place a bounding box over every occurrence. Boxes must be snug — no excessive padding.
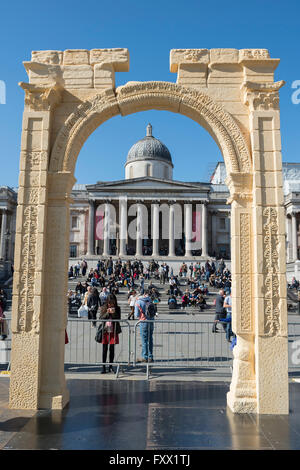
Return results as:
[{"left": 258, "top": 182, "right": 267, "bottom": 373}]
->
[
  {"left": 238, "top": 80, "right": 289, "bottom": 414},
  {"left": 9, "top": 81, "right": 67, "bottom": 410},
  {"left": 226, "top": 179, "right": 257, "bottom": 413}
]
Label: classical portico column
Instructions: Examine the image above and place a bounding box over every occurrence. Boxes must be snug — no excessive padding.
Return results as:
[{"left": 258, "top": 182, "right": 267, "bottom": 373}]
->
[
  {"left": 292, "top": 212, "right": 298, "bottom": 261},
  {"left": 211, "top": 211, "right": 217, "bottom": 256},
  {"left": 201, "top": 203, "right": 208, "bottom": 257},
  {"left": 87, "top": 200, "right": 95, "bottom": 256},
  {"left": 152, "top": 203, "right": 159, "bottom": 257},
  {"left": 119, "top": 197, "right": 127, "bottom": 257},
  {"left": 0, "top": 209, "right": 7, "bottom": 260},
  {"left": 136, "top": 202, "right": 143, "bottom": 257},
  {"left": 103, "top": 202, "right": 111, "bottom": 257},
  {"left": 168, "top": 203, "right": 175, "bottom": 257},
  {"left": 184, "top": 203, "right": 193, "bottom": 257}
]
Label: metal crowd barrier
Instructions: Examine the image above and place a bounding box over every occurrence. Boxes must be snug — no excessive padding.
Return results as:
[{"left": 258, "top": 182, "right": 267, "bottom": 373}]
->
[
  {"left": 133, "top": 319, "right": 233, "bottom": 371},
  {"left": 1, "top": 319, "right": 300, "bottom": 379},
  {"left": 65, "top": 319, "right": 131, "bottom": 374}
]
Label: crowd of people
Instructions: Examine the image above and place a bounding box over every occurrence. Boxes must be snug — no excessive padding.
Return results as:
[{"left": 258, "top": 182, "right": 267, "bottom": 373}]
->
[{"left": 66, "top": 256, "right": 235, "bottom": 368}]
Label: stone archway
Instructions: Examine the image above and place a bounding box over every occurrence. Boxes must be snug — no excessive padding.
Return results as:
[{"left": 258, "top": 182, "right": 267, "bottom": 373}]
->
[{"left": 9, "top": 48, "right": 288, "bottom": 414}]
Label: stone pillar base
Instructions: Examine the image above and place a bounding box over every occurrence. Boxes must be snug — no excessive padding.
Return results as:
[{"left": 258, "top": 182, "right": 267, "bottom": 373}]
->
[
  {"left": 227, "top": 387, "right": 257, "bottom": 414},
  {"left": 38, "top": 387, "right": 70, "bottom": 410},
  {"left": 226, "top": 334, "right": 257, "bottom": 414}
]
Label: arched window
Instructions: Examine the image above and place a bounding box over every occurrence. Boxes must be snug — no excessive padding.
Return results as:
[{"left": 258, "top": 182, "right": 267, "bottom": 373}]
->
[
  {"left": 146, "top": 163, "right": 151, "bottom": 177},
  {"left": 164, "top": 165, "right": 168, "bottom": 179},
  {"left": 129, "top": 165, "right": 133, "bottom": 178}
]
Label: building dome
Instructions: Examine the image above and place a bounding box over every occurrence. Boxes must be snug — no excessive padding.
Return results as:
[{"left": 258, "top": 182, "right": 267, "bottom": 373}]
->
[{"left": 125, "top": 124, "right": 173, "bottom": 180}]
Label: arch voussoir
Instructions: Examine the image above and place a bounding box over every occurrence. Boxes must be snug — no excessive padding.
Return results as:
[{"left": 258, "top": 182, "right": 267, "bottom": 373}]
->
[{"left": 49, "top": 81, "right": 252, "bottom": 180}]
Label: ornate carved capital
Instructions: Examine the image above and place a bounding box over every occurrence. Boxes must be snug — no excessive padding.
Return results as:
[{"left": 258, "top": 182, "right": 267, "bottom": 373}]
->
[
  {"left": 241, "top": 80, "right": 285, "bottom": 112},
  {"left": 226, "top": 173, "right": 253, "bottom": 204},
  {"left": 19, "top": 82, "right": 63, "bottom": 111}
]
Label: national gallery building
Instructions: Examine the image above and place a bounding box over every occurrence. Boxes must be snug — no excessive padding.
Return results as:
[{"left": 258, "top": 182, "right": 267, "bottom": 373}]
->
[{"left": 1, "top": 124, "right": 300, "bottom": 272}]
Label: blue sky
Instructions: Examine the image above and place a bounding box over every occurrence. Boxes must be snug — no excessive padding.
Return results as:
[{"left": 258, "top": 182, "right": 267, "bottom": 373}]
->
[{"left": 0, "top": 0, "right": 299, "bottom": 187}]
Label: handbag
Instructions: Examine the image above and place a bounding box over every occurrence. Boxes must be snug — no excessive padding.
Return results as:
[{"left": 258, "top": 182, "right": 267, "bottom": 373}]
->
[
  {"left": 116, "top": 322, "right": 122, "bottom": 335},
  {"left": 78, "top": 305, "right": 88, "bottom": 318},
  {"left": 95, "top": 323, "right": 103, "bottom": 343}
]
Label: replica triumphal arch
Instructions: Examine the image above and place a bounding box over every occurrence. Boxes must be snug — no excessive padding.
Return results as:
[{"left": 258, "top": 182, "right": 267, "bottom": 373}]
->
[{"left": 10, "top": 48, "right": 288, "bottom": 414}]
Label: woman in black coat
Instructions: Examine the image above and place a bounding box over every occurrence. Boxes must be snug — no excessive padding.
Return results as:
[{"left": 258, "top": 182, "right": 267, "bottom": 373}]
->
[{"left": 99, "top": 294, "right": 121, "bottom": 374}]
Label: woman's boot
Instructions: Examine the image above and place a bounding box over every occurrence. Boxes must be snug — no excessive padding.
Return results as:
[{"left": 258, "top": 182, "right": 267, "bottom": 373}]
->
[{"left": 101, "top": 365, "right": 106, "bottom": 374}]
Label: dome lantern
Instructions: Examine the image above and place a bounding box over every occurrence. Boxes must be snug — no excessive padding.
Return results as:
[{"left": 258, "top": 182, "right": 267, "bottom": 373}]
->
[{"left": 125, "top": 124, "right": 173, "bottom": 180}]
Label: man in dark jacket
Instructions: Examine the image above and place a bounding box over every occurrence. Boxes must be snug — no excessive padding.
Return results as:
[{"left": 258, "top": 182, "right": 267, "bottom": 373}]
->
[
  {"left": 87, "top": 287, "right": 100, "bottom": 327},
  {"left": 212, "top": 289, "right": 226, "bottom": 333}
]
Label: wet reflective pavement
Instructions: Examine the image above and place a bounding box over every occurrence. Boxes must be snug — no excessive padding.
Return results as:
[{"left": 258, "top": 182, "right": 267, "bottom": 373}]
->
[{"left": 1, "top": 379, "right": 300, "bottom": 450}]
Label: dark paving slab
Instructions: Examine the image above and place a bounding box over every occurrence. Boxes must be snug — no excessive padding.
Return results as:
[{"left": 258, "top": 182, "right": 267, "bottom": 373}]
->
[{"left": 0, "top": 379, "right": 300, "bottom": 450}]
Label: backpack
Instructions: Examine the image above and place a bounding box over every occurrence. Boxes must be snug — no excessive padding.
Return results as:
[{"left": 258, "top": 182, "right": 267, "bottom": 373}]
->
[
  {"left": 146, "top": 302, "right": 157, "bottom": 318},
  {"left": 138, "top": 300, "right": 156, "bottom": 319}
]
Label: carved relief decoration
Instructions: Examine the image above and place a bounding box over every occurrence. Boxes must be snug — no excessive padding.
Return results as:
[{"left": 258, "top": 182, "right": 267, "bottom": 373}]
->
[
  {"left": 19, "top": 82, "right": 62, "bottom": 111},
  {"left": 242, "top": 80, "right": 285, "bottom": 112},
  {"left": 50, "top": 82, "right": 251, "bottom": 178},
  {"left": 240, "top": 213, "right": 252, "bottom": 332},
  {"left": 17, "top": 205, "right": 39, "bottom": 333},
  {"left": 263, "top": 207, "right": 280, "bottom": 336}
]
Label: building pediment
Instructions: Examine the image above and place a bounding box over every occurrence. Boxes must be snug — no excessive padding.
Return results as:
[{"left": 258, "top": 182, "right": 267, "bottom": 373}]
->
[{"left": 86, "top": 177, "right": 210, "bottom": 192}]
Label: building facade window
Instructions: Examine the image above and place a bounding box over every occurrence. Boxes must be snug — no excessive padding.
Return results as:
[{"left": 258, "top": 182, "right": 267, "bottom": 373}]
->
[
  {"left": 71, "top": 216, "right": 78, "bottom": 229},
  {"left": 70, "top": 244, "right": 77, "bottom": 258},
  {"left": 219, "top": 218, "right": 226, "bottom": 230},
  {"left": 164, "top": 165, "right": 168, "bottom": 179}
]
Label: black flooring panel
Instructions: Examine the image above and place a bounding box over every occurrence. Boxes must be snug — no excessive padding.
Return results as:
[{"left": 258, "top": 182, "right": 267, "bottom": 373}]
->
[{"left": 3, "top": 380, "right": 300, "bottom": 450}]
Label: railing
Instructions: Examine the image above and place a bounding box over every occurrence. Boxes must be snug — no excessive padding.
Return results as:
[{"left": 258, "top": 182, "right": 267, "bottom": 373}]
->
[
  {"left": 132, "top": 319, "right": 233, "bottom": 367},
  {"left": 1, "top": 319, "right": 300, "bottom": 378},
  {"left": 65, "top": 319, "right": 131, "bottom": 367}
]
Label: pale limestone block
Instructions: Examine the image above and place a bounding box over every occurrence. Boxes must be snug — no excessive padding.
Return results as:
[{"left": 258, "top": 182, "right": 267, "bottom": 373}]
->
[
  {"left": 239, "top": 49, "right": 270, "bottom": 61},
  {"left": 251, "top": 128, "right": 280, "bottom": 152},
  {"left": 208, "top": 63, "right": 242, "bottom": 78},
  {"left": 278, "top": 298, "right": 288, "bottom": 336},
  {"left": 255, "top": 336, "right": 289, "bottom": 414},
  {"left": 241, "top": 59, "right": 280, "bottom": 82},
  {"left": 252, "top": 150, "right": 282, "bottom": 172},
  {"left": 252, "top": 234, "right": 264, "bottom": 274},
  {"left": 94, "top": 63, "right": 115, "bottom": 88},
  {"left": 90, "top": 48, "right": 129, "bottom": 71},
  {"left": 210, "top": 48, "right": 239, "bottom": 64},
  {"left": 18, "top": 170, "right": 47, "bottom": 188},
  {"left": 254, "top": 297, "right": 265, "bottom": 334},
  {"left": 278, "top": 274, "right": 288, "bottom": 298},
  {"left": 253, "top": 273, "right": 265, "bottom": 299},
  {"left": 253, "top": 170, "right": 279, "bottom": 188},
  {"left": 214, "top": 102, "right": 247, "bottom": 117},
  {"left": 206, "top": 86, "right": 241, "bottom": 102},
  {"left": 31, "top": 50, "right": 63, "bottom": 64},
  {"left": 36, "top": 205, "right": 47, "bottom": 234},
  {"left": 177, "top": 64, "right": 208, "bottom": 86},
  {"left": 22, "top": 111, "right": 50, "bottom": 131},
  {"left": 277, "top": 206, "right": 286, "bottom": 236},
  {"left": 62, "top": 65, "right": 93, "bottom": 88},
  {"left": 250, "top": 111, "right": 280, "bottom": 131},
  {"left": 170, "top": 49, "right": 210, "bottom": 73},
  {"left": 277, "top": 234, "right": 288, "bottom": 273},
  {"left": 63, "top": 49, "right": 89, "bottom": 65},
  {"left": 254, "top": 187, "right": 284, "bottom": 206}
]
